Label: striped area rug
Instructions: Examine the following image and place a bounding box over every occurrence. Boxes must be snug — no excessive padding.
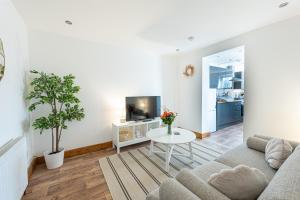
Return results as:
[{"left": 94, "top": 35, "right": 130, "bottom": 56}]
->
[{"left": 99, "top": 140, "right": 233, "bottom": 200}]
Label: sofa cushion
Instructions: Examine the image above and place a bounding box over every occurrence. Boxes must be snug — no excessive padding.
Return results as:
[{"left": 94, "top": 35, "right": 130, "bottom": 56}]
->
[
  {"left": 159, "top": 178, "right": 201, "bottom": 200},
  {"left": 247, "top": 136, "right": 268, "bottom": 153},
  {"left": 208, "top": 165, "right": 269, "bottom": 200},
  {"left": 192, "top": 161, "right": 232, "bottom": 181},
  {"left": 258, "top": 147, "right": 300, "bottom": 200},
  {"left": 176, "top": 169, "right": 230, "bottom": 200},
  {"left": 265, "top": 138, "right": 293, "bottom": 169},
  {"left": 215, "top": 145, "right": 276, "bottom": 181}
]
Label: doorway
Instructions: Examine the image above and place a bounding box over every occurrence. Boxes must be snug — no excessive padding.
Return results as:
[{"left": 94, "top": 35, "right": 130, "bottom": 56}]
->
[{"left": 202, "top": 46, "right": 244, "bottom": 136}]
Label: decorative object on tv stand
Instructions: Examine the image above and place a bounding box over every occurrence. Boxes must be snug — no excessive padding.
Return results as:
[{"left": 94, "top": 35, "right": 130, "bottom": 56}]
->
[
  {"left": 27, "top": 70, "right": 85, "bottom": 169},
  {"left": 0, "top": 39, "right": 5, "bottom": 81},
  {"left": 120, "top": 107, "right": 126, "bottom": 123},
  {"left": 160, "top": 109, "right": 178, "bottom": 135},
  {"left": 183, "top": 64, "right": 195, "bottom": 77}
]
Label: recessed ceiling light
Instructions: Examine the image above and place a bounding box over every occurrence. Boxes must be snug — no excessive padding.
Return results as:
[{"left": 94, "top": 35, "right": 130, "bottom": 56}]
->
[
  {"left": 279, "top": 2, "right": 289, "bottom": 8},
  {"left": 187, "top": 36, "right": 195, "bottom": 41},
  {"left": 176, "top": 49, "right": 180, "bottom": 52},
  {"left": 65, "top": 20, "right": 72, "bottom": 25}
]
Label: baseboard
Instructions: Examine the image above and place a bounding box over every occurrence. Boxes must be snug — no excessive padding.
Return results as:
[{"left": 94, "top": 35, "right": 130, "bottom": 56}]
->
[
  {"left": 28, "top": 141, "right": 113, "bottom": 177},
  {"left": 178, "top": 126, "right": 211, "bottom": 139},
  {"left": 27, "top": 157, "right": 38, "bottom": 179},
  {"left": 194, "top": 131, "right": 211, "bottom": 139},
  {"left": 64, "top": 141, "right": 113, "bottom": 158}
]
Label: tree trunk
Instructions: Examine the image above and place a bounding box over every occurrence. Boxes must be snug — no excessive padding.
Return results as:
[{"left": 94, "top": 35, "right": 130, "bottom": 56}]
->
[
  {"left": 51, "top": 128, "right": 54, "bottom": 153},
  {"left": 55, "top": 126, "right": 59, "bottom": 153}
]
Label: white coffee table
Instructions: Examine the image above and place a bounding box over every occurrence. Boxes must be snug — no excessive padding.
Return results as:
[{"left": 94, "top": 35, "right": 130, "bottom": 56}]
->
[{"left": 146, "top": 127, "right": 196, "bottom": 171}]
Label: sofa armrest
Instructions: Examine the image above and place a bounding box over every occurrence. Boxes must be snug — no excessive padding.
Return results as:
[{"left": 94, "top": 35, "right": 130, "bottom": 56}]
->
[
  {"left": 159, "top": 178, "right": 201, "bottom": 200},
  {"left": 146, "top": 188, "right": 159, "bottom": 200},
  {"left": 176, "top": 169, "right": 230, "bottom": 200}
]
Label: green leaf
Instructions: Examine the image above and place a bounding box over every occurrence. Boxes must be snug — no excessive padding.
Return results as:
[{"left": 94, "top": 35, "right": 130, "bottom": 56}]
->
[{"left": 27, "top": 70, "right": 85, "bottom": 136}]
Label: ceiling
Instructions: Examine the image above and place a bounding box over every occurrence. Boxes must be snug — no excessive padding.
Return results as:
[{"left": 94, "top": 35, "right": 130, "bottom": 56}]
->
[{"left": 12, "top": 0, "right": 300, "bottom": 54}]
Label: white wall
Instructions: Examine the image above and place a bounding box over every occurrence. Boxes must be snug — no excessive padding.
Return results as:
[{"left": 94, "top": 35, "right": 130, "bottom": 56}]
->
[
  {"left": 0, "top": 0, "right": 31, "bottom": 159},
  {"left": 175, "top": 51, "right": 204, "bottom": 132},
  {"left": 160, "top": 55, "right": 179, "bottom": 111},
  {"left": 0, "top": 0, "right": 31, "bottom": 197},
  {"left": 28, "top": 30, "right": 163, "bottom": 155},
  {"left": 171, "top": 15, "right": 300, "bottom": 142}
]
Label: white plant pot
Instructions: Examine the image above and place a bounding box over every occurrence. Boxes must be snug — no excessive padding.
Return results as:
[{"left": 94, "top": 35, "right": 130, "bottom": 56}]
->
[{"left": 44, "top": 148, "right": 65, "bottom": 169}]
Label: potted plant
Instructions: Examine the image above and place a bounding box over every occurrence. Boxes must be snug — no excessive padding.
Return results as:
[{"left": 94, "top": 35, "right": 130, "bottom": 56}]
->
[
  {"left": 160, "top": 109, "right": 177, "bottom": 135},
  {"left": 27, "top": 70, "right": 85, "bottom": 169}
]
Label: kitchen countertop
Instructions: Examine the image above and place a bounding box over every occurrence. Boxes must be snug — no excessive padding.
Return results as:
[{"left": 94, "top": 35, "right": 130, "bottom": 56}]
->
[{"left": 217, "top": 97, "right": 244, "bottom": 104}]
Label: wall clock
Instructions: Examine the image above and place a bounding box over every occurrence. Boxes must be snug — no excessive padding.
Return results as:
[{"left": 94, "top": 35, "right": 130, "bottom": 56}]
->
[
  {"left": 0, "top": 39, "right": 5, "bottom": 81},
  {"left": 183, "top": 64, "right": 195, "bottom": 77}
]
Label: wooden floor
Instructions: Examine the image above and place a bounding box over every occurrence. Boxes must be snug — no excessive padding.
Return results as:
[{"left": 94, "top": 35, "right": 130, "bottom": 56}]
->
[{"left": 23, "top": 123, "right": 243, "bottom": 200}]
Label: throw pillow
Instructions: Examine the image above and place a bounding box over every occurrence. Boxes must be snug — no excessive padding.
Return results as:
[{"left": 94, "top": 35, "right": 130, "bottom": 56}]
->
[
  {"left": 208, "top": 165, "right": 269, "bottom": 200},
  {"left": 246, "top": 136, "right": 268, "bottom": 153},
  {"left": 265, "top": 138, "right": 293, "bottom": 169}
]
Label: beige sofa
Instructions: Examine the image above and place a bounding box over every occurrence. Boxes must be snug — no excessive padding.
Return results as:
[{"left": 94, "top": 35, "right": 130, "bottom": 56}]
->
[{"left": 146, "top": 135, "right": 300, "bottom": 200}]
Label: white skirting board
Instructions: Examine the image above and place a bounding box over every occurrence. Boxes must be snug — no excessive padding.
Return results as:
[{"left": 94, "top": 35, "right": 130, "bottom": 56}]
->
[{"left": 0, "top": 136, "right": 28, "bottom": 200}]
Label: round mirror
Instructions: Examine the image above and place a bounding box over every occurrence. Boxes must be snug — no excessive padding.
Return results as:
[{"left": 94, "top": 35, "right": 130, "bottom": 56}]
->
[{"left": 0, "top": 39, "right": 5, "bottom": 81}]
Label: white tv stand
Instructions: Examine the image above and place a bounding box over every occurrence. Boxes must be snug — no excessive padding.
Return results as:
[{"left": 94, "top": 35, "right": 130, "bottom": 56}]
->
[{"left": 112, "top": 119, "right": 161, "bottom": 153}]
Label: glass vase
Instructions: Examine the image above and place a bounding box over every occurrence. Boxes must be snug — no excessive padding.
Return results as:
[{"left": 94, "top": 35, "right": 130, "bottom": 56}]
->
[{"left": 167, "top": 124, "right": 172, "bottom": 135}]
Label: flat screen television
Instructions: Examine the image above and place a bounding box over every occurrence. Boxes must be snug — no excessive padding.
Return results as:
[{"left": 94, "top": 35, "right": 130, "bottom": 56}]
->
[{"left": 126, "top": 96, "right": 161, "bottom": 121}]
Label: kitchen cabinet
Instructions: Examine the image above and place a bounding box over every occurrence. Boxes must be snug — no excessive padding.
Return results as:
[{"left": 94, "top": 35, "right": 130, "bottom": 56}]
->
[
  {"left": 210, "top": 72, "right": 219, "bottom": 88},
  {"left": 217, "top": 101, "right": 242, "bottom": 130},
  {"left": 232, "top": 72, "right": 243, "bottom": 89},
  {"left": 233, "top": 81, "right": 242, "bottom": 89},
  {"left": 209, "top": 66, "right": 233, "bottom": 89}
]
